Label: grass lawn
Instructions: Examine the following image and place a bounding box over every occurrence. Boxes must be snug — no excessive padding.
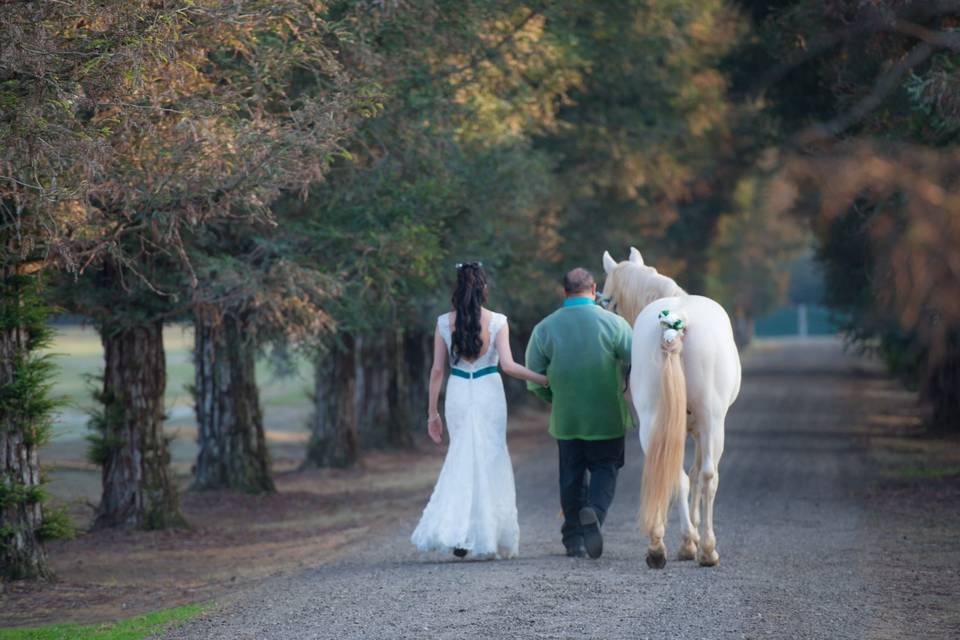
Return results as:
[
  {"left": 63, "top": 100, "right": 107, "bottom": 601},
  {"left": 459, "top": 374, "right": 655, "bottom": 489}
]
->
[
  {"left": 0, "top": 604, "right": 206, "bottom": 640},
  {"left": 40, "top": 324, "right": 316, "bottom": 512},
  {"left": 44, "top": 324, "right": 314, "bottom": 442}
]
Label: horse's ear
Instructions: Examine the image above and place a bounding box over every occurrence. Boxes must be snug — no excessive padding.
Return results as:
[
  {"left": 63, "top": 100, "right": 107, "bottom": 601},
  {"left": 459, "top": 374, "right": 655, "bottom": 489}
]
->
[
  {"left": 602, "top": 251, "right": 617, "bottom": 274},
  {"left": 628, "top": 247, "right": 644, "bottom": 266}
]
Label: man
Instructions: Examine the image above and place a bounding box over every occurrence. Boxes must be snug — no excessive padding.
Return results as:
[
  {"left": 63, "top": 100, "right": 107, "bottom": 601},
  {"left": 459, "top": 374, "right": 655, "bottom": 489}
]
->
[{"left": 525, "top": 267, "right": 634, "bottom": 559}]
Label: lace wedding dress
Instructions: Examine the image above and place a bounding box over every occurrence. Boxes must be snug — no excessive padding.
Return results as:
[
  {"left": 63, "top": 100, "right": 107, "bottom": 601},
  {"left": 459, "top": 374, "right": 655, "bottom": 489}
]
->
[{"left": 410, "top": 311, "right": 519, "bottom": 558}]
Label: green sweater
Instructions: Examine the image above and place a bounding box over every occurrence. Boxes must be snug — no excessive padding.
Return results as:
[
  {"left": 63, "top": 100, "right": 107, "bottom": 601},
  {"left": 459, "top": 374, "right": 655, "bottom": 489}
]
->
[{"left": 525, "top": 297, "right": 634, "bottom": 440}]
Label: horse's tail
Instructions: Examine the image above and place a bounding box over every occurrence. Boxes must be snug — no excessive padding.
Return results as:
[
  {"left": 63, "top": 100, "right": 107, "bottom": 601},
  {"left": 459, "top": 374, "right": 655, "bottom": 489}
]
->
[{"left": 641, "top": 314, "right": 687, "bottom": 534}]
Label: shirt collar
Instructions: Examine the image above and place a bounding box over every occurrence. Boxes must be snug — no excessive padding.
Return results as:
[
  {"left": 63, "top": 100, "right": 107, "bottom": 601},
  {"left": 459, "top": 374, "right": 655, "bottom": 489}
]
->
[{"left": 562, "top": 296, "right": 596, "bottom": 308}]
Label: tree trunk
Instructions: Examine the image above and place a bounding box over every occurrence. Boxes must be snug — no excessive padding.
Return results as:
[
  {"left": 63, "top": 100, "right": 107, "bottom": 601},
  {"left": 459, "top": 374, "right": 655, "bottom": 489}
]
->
[
  {"left": 355, "top": 334, "right": 402, "bottom": 449},
  {"left": 385, "top": 330, "right": 415, "bottom": 448},
  {"left": 0, "top": 269, "right": 50, "bottom": 580},
  {"left": 355, "top": 335, "right": 376, "bottom": 446},
  {"left": 305, "top": 334, "right": 359, "bottom": 468},
  {"left": 926, "top": 341, "right": 960, "bottom": 435},
  {"left": 93, "top": 322, "right": 184, "bottom": 530},
  {"left": 191, "top": 316, "right": 274, "bottom": 493},
  {"left": 408, "top": 329, "right": 433, "bottom": 418}
]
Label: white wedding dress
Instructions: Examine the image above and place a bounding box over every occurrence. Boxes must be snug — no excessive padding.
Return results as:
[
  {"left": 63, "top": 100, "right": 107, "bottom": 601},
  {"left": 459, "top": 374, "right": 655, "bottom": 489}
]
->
[{"left": 410, "top": 311, "right": 519, "bottom": 559}]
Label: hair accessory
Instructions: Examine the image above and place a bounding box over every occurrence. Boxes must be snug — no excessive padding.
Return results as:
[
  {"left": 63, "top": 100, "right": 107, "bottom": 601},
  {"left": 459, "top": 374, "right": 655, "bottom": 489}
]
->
[{"left": 455, "top": 261, "right": 483, "bottom": 269}]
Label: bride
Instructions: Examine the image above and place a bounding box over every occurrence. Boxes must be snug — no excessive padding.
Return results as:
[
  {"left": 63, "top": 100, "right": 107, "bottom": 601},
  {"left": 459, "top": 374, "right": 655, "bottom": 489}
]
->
[{"left": 411, "top": 262, "right": 548, "bottom": 559}]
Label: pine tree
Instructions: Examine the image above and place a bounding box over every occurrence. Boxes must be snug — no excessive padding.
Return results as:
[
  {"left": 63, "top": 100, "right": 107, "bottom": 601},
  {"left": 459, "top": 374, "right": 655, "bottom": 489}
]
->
[{"left": 0, "top": 266, "right": 61, "bottom": 579}]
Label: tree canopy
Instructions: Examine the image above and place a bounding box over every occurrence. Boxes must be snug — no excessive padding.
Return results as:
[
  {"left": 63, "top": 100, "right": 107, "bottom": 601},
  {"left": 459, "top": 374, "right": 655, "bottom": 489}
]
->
[{"left": 5, "top": 0, "right": 960, "bottom": 581}]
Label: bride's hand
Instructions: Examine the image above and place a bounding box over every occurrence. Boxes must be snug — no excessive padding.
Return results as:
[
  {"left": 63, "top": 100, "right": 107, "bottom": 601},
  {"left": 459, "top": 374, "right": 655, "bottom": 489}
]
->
[
  {"left": 538, "top": 374, "right": 549, "bottom": 388},
  {"left": 427, "top": 414, "right": 444, "bottom": 444}
]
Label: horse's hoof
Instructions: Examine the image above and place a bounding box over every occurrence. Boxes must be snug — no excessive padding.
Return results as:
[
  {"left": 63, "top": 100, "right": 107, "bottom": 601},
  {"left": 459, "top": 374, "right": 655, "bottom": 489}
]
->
[
  {"left": 677, "top": 539, "right": 698, "bottom": 561},
  {"left": 645, "top": 549, "right": 667, "bottom": 569},
  {"left": 697, "top": 549, "right": 719, "bottom": 567}
]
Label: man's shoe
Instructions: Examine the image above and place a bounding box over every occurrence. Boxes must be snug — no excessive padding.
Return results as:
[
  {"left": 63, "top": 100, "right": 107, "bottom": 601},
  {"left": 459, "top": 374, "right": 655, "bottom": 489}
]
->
[
  {"left": 453, "top": 547, "right": 468, "bottom": 558},
  {"left": 565, "top": 545, "right": 587, "bottom": 558},
  {"left": 579, "top": 507, "right": 603, "bottom": 559}
]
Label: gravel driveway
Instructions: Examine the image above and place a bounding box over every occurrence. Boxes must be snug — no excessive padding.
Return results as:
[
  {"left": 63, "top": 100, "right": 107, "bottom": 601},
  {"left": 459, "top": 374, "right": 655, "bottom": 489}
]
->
[{"left": 160, "top": 338, "right": 960, "bottom": 640}]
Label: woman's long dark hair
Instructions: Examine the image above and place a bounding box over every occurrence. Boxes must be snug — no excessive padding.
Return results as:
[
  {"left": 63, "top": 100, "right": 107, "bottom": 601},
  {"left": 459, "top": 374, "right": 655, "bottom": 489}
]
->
[{"left": 451, "top": 263, "right": 488, "bottom": 364}]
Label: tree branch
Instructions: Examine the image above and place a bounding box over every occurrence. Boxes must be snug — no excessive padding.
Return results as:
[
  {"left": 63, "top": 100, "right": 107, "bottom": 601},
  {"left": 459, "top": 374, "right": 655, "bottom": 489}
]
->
[
  {"left": 892, "top": 19, "right": 960, "bottom": 50},
  {"left": 748, "top": 4, "right": 960, "bottom": 98},
  {"left": 794, "top": 42, "right": 935, "bottom": 145}
]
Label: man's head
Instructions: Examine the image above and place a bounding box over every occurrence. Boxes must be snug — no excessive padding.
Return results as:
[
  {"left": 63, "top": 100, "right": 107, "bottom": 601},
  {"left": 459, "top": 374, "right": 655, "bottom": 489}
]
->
[{"left": 563, "top": 267, "right": 596, "bottom": 298}]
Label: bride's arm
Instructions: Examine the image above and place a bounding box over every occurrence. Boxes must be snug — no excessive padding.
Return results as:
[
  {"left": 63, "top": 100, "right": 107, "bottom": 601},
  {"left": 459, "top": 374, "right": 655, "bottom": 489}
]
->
[
  {"left": 495, "top": 323, "right": 549, "bottom": 387},
  {"left": 427, "top": 326, "right": 447, "bottom": 444}
]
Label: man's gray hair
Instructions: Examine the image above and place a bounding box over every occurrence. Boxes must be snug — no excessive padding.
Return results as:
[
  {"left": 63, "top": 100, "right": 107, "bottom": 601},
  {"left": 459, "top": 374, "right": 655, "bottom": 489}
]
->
[{"left": 563, "top": 267, "right": 596, "bottom": 294}]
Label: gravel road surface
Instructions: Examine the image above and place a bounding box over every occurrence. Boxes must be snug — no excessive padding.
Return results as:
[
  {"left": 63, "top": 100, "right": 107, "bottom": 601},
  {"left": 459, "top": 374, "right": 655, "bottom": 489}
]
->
[{"left": 161, "top": 338, "right": 960, "bottom": 640}]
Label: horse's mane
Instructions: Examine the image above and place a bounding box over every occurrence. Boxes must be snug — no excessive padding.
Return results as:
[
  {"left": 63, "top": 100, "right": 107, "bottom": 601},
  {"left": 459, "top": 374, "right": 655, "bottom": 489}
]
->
[{"left": 608, "top": 263, "right": 685, "bottom": 325}]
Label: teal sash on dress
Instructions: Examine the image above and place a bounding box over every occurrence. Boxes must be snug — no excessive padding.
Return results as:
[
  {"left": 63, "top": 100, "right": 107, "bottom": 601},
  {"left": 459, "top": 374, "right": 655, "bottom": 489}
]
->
[{"left": 450, "top": 366, "right": 499, "bottom": 379}]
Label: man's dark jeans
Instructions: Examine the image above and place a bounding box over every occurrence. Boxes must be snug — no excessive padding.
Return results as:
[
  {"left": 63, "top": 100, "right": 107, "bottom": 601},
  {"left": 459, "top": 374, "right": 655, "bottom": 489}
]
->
[{"left": 557, "top": 436, "right": 625, "bottom": 550}]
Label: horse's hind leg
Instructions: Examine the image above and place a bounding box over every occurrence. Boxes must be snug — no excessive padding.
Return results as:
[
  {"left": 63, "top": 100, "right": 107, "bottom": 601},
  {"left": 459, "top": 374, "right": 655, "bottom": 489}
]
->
[
  {"left": 676, "top": 468, "right": 698, "bottom": 560},
  {"left": 645, "top": 521, "right": 667, "bottom": 569},
  {"left": 688, "top": 438, "right": 703, "bottom": 532},
  {"left": 697, "top": 416, "right": 725, "bottom": 567},
  {"left": 677, "top": 437, "right": 700, "bottom": 560}
]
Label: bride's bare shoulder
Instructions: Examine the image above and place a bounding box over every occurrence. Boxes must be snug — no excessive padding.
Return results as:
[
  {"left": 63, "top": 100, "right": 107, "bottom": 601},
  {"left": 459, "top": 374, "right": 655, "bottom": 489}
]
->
[
  {"left": 438, "top": 311, "right": 454, "bottom": 328},
  {"left": 445, "top": 309, "right": 500, "bottom": 325},
  {"left": 485, "top": 308, "right": 507, "bottom": 322}
]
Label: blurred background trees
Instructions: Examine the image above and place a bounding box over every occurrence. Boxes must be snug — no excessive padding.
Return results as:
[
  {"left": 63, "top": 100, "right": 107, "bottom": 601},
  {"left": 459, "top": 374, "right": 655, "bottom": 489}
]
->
[
  {"left": 739, "top": 0, "right": 960, "bottom": 432},
  {"left": 4, "top": 0, "right": 959, "bottom": 580}
]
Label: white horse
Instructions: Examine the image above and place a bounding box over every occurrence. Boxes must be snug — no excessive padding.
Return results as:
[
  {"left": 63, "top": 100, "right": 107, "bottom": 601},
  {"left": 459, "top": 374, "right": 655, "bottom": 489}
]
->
[{"left": 601, "top": 247, "right": 741, "bottom": 568}]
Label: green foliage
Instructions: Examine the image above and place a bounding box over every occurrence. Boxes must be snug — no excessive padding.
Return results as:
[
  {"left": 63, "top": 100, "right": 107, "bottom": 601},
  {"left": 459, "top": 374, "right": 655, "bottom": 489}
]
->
[
  {"left": 0, "top": 354, "right": 57, "bottom": 445},
  {"left": 85, "top": 433, "right": 120, "bottom": 468},
  {"left": 0, "top": 603, "right": 207, "bottom": 640},
  {"left": 0, "top": 481, "right": 45, "bottom": 509},
  {"left": 0, "top": 273, "right": 60, "bottom": 481},
  {"left": 0, "top": 524, "right": 15, "bottom": 546},
  {"left": 905, "top": 52, "right": 960, "bottom": 139},
  {"left": 37, "top": 506, "right": 75, "bottom": 542},
  {"left": 282, "top": 1, "right": 572, "bottom": 340},
  {"left": 84, "top": 384, "right": 127, "bottom": 466},
  {"left": 537, "top": 0, "right": 752, "bottom": 283},
  {"left": 0, "top": 275, "right": 53, "bottom": 336},
  {"left": 141, "top": 500, "right": 188, "bottom": 532}
]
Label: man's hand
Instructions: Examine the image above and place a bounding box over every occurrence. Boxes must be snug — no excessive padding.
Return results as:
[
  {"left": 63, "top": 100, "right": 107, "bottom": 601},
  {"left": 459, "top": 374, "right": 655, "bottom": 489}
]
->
[{"left": 427, "top": 415, "right": 444, "bottom": 444}]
